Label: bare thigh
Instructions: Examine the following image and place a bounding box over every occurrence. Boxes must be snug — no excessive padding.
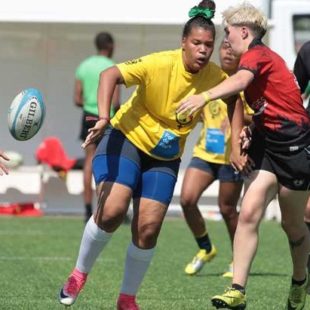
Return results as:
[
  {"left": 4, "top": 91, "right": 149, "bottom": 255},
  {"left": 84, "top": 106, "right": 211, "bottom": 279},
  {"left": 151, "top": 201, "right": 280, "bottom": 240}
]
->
[
  {"left": 94, "top": 181, "right": 132, "bottom": 232},
  {"left": 180, "top": 167, "right": 214, "bottom": 206},
  {"left": 131, "top": 197, "right": 168, "bottom": 249},
  {"left": 278, "top": 185, "right": 309, "bottom": 228},
  {"left": 240, "top": 170, "right": 278, "bottom": 224}
]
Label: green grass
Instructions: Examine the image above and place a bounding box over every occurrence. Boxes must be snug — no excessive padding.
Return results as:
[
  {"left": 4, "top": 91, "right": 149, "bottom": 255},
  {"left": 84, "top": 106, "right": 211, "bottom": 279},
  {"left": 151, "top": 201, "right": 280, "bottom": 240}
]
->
[{"left": 0, "top": 216, "right": 302, "bottom": 309}]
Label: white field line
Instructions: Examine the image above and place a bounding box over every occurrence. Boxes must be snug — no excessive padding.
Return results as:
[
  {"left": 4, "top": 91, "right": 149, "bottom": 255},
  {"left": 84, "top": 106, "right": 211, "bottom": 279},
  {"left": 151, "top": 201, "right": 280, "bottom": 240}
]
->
[{"left": 0, "top": 256, "right": 107, "bottom": 262}]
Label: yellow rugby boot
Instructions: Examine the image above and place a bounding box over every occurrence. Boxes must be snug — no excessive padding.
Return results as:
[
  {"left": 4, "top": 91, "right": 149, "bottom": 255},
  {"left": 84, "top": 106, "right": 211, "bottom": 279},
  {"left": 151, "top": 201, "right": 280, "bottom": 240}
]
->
[
  {"left": 211, "top": 287, "right": 246, "bottom": 309},
  {"left": 184, "top": 246, "right": 217, "bottom": 275},
  {"left": 287, "top": 273, "right": 308, "bottom": 310}
]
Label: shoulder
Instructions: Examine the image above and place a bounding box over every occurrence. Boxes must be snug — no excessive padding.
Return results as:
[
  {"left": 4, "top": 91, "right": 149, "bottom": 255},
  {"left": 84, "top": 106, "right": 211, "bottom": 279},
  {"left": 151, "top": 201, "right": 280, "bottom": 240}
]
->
[
  {"left": 208, "top": 61, "right": 224, "bottom": 73},
  {"left": 241, "top": 45, "right": 276, "bottom": 66},
  {"left": 205, "top": 61, "right": 227, "bottom": 79},
  {"left": 78, "top": 55, "right": 95, "bottom": 66},
  {"left": 127, "top": 49, "right": 180, "bottom": 70},
  {"left": 145, "top": 49, "right": 180, "bottom": 64}
]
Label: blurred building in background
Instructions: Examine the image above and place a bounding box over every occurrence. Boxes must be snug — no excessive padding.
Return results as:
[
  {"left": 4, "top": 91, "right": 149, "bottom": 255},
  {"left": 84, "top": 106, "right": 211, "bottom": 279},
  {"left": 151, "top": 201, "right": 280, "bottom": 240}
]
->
[
  {"left": 0, "top": 0, "right": 309, "bottom": 166},
  {"left": 0, "top": 0, "right": 309, "bottom": 217}
]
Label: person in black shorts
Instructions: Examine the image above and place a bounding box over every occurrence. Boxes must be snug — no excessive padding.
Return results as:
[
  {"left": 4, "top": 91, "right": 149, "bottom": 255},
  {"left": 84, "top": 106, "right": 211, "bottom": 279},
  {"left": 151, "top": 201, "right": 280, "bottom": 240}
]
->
[
  {"left": 294, "top": 40, "right": 310, "bottom": 287},
  {"left": 178, "top": 3, "right": 310, "bottom": 309}
]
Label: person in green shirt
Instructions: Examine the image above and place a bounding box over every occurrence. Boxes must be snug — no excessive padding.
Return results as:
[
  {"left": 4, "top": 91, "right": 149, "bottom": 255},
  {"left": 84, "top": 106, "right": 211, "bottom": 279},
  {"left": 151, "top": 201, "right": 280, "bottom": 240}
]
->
[{"left": 74, "top": 32, "right": 120, "bottom": 223}]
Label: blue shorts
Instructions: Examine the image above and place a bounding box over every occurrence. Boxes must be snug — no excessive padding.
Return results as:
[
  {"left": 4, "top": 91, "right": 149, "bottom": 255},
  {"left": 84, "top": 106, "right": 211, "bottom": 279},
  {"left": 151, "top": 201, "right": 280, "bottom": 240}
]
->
[
  {"left": 92, "top": 127, "right": 180, "bottom": 205},
  {"left": 188, "top": 157, "right": 243, "bottom": 182}
]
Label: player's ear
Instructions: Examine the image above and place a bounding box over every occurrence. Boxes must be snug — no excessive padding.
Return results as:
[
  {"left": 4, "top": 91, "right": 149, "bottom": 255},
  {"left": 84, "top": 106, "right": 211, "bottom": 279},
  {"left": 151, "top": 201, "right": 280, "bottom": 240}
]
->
[
  {"left": 241, "top": 26, "right": 248, "bottom": 40},
  {"left": 181, "top": 36, "right": 186, "bottom": 50}
]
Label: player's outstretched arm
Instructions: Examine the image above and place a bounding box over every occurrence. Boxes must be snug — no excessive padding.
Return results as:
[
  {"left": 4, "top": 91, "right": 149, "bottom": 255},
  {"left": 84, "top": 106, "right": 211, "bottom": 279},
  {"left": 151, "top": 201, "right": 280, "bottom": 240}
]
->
[
  {"left": 177, "top": 69, "right": 254, "bottom": 116},
  {"left": 0, "top": 151, "right": 10, "bottom": 175}
]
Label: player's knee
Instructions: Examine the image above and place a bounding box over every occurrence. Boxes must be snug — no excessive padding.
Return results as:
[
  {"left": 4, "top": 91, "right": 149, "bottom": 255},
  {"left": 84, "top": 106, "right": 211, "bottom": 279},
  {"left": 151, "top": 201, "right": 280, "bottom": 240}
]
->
[
  {"left": 137, "top": 223, "right": 160, "bottom": 247},
  {"left": 180, "top": 194, "right": 197, "bottom": 211},
  {"left": 219, "top": 203, "right": 238, "bottom": 219},
  {"left": 238, "top": 207, "right": 260, "bottom": 227},
  {"left": 95, "top": 207, "right": 126, "bottom": 232}
]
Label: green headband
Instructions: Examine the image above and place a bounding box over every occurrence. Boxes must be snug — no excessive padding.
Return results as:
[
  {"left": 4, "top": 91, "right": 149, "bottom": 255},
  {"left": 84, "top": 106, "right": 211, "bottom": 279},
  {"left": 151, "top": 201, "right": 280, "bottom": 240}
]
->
[{"left": 188, "top": 6, "right": 215, "bottom": 20}]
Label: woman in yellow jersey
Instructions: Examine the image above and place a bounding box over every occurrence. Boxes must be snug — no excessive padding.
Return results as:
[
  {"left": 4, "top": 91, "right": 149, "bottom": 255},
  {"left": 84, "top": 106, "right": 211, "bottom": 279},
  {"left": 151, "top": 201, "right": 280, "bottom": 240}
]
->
[
  {"left": 59, "top": 1, "right": 234, "bottom": 309},
  {"left": 181, "top": 41, "right": 253, "bottom": 278}
]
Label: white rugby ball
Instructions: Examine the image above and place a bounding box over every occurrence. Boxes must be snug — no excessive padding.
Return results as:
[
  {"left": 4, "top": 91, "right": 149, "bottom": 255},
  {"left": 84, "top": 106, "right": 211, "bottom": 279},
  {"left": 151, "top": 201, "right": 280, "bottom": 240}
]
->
[{"left": 8, "top": 88, "right": 45, "bottom": 141}]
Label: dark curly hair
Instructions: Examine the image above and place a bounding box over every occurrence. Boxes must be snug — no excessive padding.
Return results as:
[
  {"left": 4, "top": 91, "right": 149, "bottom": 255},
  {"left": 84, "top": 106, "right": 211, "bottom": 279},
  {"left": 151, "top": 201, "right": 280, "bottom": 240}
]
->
[{"left": 182, "top": 0, "right": 216, "bottom": 39}]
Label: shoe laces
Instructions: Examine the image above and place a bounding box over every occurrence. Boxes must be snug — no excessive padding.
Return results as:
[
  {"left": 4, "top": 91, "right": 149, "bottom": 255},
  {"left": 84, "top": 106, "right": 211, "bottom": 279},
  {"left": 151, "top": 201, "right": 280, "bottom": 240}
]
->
[
  {"left": 64, "top": 273, "right": 86, "bottom": 297},
  {"left": 223, "top": 287, "right": 240, "bottom": 297}
]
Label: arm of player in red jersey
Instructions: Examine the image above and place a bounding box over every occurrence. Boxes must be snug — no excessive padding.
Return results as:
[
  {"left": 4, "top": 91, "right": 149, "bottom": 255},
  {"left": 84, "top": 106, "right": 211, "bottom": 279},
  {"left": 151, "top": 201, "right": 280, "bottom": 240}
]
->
[{"left": 177, "top": 69, "right": 254, "bottom": 116}]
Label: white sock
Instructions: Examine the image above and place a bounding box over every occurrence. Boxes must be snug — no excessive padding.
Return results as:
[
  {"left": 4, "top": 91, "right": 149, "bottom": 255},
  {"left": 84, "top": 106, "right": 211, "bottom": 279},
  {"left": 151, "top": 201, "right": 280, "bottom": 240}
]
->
[
  {"left": 76, "top": 216, "right": 112, "bottom": 273},
  {"left": 120, "top": 242, "right": 155, "bottom": 295}
]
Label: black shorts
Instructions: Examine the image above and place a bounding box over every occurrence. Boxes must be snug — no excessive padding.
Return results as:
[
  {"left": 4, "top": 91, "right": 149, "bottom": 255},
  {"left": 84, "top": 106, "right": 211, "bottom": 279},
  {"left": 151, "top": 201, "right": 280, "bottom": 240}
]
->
[
  {"left": 248, "top": 130, "right": 310, "bottom": 190},
  {"left": 79, "top": 111, "right": 99, "bottom": 145}
]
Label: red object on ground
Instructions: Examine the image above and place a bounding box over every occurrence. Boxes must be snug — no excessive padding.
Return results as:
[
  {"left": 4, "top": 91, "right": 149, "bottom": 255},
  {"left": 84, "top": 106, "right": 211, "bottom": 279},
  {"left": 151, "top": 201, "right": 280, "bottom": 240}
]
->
[
  {"left": 35, "top": 137, "right": 77, "bottom": 171},
  {"left": 0, "top": 203, "right": 43, "bottom": 217}
]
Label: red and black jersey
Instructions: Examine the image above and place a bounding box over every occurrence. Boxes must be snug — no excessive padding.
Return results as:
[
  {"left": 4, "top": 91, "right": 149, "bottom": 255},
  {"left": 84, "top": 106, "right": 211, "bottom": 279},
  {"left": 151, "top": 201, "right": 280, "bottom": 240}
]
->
[{"left": 239, "top": 39, "right": 310, "bottom": 150}]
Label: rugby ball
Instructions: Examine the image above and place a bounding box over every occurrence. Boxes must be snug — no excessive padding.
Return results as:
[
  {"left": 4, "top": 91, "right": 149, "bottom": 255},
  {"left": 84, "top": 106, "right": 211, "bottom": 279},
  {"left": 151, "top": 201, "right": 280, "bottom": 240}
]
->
[{"left": 8, "top": 88, "right": 45, "bottom": 141}]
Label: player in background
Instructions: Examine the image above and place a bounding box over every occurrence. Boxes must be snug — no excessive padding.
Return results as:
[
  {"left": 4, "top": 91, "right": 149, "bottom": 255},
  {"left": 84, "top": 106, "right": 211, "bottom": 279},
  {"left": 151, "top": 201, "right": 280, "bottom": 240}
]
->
[
  {"left": 177, "top": 3, "right": 310, "bottom": 309},
  {"left": 294, "top": 41, "right": 310, "bottom": 113},
  {"left": 294, "top": 40, "right": 310, "bottom": 292},
  {"left": 0, "top": 151, "right": 9, "bottom": 175},
  {"left": 58, "top": 1, "right": 237, "bottom": 309},
  {"left": 181, "top": 40, "right": 253, "bottom": 278},
  {"left": 74, "top": 32, "right": 120, "bottom": 223}
]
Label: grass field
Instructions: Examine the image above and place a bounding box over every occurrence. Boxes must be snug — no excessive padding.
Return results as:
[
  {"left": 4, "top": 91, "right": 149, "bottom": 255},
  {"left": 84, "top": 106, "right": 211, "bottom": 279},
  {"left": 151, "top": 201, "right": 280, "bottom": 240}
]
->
[{"left": 0, "top": 216, "right": 305, "bottom": 310}]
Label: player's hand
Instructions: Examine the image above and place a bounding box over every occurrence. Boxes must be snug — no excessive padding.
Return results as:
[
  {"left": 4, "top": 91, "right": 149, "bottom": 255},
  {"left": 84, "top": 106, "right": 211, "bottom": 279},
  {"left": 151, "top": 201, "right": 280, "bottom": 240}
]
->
[
  {"left": 0, "top": 151, "right": 9, "bottom": 175},
  {"left": 239, "top": 126, "right": 252, "bottom": 151},
  {"left": 177, "top": 94, "right": 206, "bottom": 116},
  {"left": 82, "top": 119, "right": 109, "bottom": 149},
  {"left": 230, "top": 147, "right": 255, "bottom": 176}
]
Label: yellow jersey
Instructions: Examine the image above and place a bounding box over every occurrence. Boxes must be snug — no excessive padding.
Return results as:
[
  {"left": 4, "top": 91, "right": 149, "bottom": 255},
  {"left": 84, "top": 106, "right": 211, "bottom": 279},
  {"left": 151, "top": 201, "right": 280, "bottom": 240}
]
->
[
  {"left": 111, "top": 49, "right": 227, "bottom": 160},
  {"left": 193, "top": 96, "right": 253, "bottom": 164}
]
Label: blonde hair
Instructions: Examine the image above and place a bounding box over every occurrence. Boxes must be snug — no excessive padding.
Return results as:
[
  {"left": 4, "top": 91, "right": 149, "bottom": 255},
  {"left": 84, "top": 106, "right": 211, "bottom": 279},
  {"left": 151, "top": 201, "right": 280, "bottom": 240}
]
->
[{"left": 222, "top": 2, "right": 268, "bottom": 39}]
